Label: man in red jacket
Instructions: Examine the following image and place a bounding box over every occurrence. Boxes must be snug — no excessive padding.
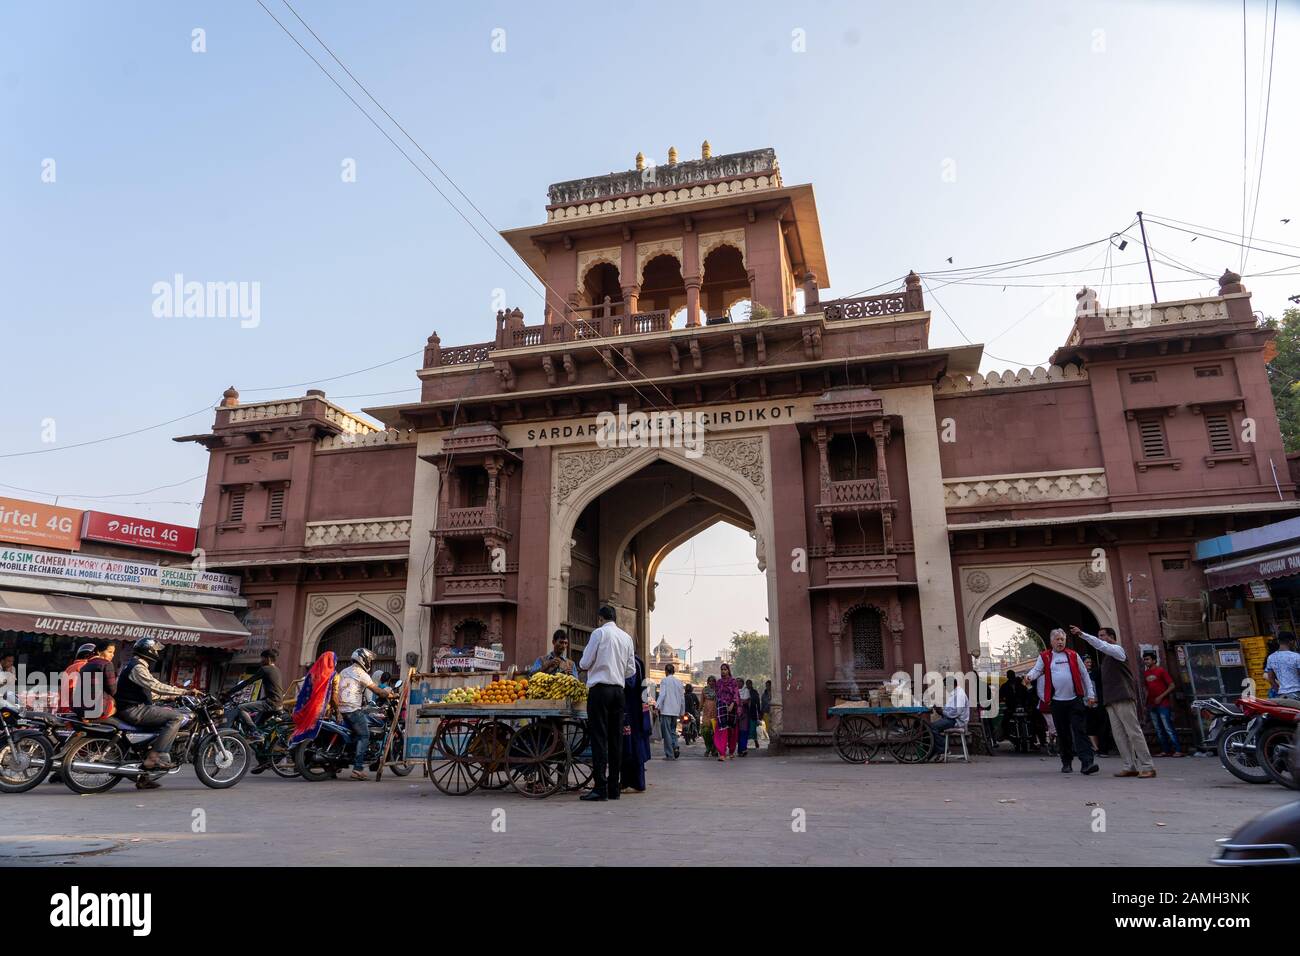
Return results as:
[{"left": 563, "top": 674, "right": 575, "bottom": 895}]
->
[{"left": 1024, "top": 628, "right": 1098, "bottom": 774}]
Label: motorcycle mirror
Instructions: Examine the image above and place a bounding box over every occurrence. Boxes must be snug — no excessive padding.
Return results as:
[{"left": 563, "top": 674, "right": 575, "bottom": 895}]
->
[{"left": 182, "top": 680, "right": 194, "bottom": 689}]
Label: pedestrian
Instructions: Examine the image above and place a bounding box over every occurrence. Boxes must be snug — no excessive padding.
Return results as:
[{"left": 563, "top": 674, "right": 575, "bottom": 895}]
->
[
  {"left": 737, "top": 678, "right": 753, "bottom": 755},
  {"left": 701, "top": 676, "right": 719, "bottom": 757},
  {"left": 683, "top": 682, "right": 700, "bottom": 745},
  {"left": 761, "top": 679, "right": 773, "bottom": 738},
  {"left": 621, "top": 656, "right": 651, "bottom": 792},
  {"left": 0, "top": 651, "right": 15, "bottom": 703},
  {"left": 655, "top": 662, "right": 684, "bottom": 760},
  {"left": 57, "top": 643, "right": 97, "bottom": 715},
  {"left": 1265, "top": 632, "right": 1300, "bottom": 705},
  {"left": 1024, "top": 629, "right": 1098, "bottom": 774},
  {"left": 745, "top": 679, "right": 762, "bottom": 749},
  {"left": 928, "top": 675, "right": 969, "bottom": 758},
  {"left": 713, "top": 663, "right": 741, "bottom": 761},
  {"left": 578, "top": 605, "right": 636, "bottom": 801},
  {"left": 1141, "top": 651, "right": 1182, "bottom": 757},
  {"left": 1069, "top": 626, "right": 1156, "bottom": 778},
  {"left": 76, "top": 640, "right": 119, "bottom": 720},
  {"left": 1083, "top": 656, "right": 1107, "bottom": 756}
]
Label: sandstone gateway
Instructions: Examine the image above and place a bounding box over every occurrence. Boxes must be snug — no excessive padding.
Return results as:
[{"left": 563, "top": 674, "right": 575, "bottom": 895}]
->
[{"left": 178, "top": 146, "right": 1298, "bottom": 743}]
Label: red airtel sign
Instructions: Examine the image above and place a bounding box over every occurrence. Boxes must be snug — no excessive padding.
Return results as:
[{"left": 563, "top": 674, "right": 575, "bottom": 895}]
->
[{"left": 81, "top": 511, "right": 197, "bottom": 554}]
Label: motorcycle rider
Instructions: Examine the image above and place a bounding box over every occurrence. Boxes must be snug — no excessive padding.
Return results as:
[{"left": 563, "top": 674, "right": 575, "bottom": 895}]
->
[
  {"left": 114, "top": 637, "right": 193, "bottom": 789},
  {"left": 333, "top": 648, "right": 395, "bottom": 781},
  {"left": 225, "top": 648, "right": 284, "bottom": 736}
]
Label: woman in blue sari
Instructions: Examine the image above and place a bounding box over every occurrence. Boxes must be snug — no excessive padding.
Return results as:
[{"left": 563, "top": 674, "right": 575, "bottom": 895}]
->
[{"left": 620, "top": 656, "right": 650, "bottom": 792}]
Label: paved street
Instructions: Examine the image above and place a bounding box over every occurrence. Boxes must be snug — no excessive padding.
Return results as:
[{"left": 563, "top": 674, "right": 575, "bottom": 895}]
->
[{"left": 2, "top": 745, "right": 1293, "bottom": 866}]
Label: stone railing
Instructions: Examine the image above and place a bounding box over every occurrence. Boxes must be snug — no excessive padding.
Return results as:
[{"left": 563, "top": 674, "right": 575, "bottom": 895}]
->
[
  {"left": 227, "top": 401, "right": 302, "bottom": 423},
  {"left": 944, "top": 468, "right": 1108, "bottom": 509},
  {"left": 304, "top": 516, "right": 412, "bottom": 547},
  {"left": 826, "top": 555, "right": 897, "bottom": 579},
  {"left": 442, "top": 506, "right": 505, "bottom": 531},
  {"left": 442, "top": 574, "right": 508, "bottom": 597},
  {"left": 821, "top": 292, "right": 917, "bottom": 320},
  {"left": 316, "top": 428, "right": 417, "bottom": 452},
  {"left": 827, "top": 478, "right": 880, "bottom": 503},
  {"left": 547, "top": 173, "right": 782, "bottom": 223},
  {"left": 321, "top": 404, "right": 379, "bottom": 435},
  {"left": 1096, "top": 296, "right": 1228, "bottom": 333},
  {"left": 935, "top": 363, "right": 1087, "bottom": 394},
  {"left": 440, "top": 342, "right": 494, "bottom": 366}
]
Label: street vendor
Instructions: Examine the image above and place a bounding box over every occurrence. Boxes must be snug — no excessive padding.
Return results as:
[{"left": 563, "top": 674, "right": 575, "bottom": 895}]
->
[{"left": 528, "top": 630, "right": 580, "bottom": 678}]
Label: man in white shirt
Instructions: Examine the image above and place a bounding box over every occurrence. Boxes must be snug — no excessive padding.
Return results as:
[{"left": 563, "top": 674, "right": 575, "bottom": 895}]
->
[
  {"left": 654, "top": 663, "right": 685, "bottom": 761},
  {"left": 929, "top": 676, "right": 970, "bottom": 750},
  {"left": 578, "top": 605, "right": 636, "bottom": 802},
  {"left": 1024, "top": 628, "right": 1098, "bottom": 775}
]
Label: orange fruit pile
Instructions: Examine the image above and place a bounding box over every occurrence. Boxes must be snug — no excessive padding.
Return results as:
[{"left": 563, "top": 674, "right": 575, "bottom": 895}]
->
[{"left": 474, "top": 678, "right": 528, "bottom": 704}]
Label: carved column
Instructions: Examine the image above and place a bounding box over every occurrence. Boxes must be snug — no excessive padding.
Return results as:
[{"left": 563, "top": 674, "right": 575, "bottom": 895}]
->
[
  {"left": 828, "top": 593, "right": 845, "bottom": 679},
  {"left": 685, "top": 277, "right": 702, "bottom": 328},
  {"left": 814, "top": 426, "right": 831, "bottom": 499},
  {"left": 886, "top": 593, "right": 905, "bottom": 672},
  {"left": 621, "top": 284, "right": 641, "bottom": 319}
]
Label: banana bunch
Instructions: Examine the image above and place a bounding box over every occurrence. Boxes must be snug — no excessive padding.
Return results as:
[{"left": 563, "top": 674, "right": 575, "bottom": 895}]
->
[{"left": 525, "top": 672, "right": 566, "bottom": 700}]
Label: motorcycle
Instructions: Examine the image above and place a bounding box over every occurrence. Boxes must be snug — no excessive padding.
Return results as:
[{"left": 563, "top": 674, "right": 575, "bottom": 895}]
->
[
  {"left": 58, "top": 690, "right": 252, "bottom": 794},
  {"left": 1190, "top": 697, "right": 1261, "bottom": 783},
  {"left": 0, "top": 699, "right": 65, "bottom": 793},
  {"left": 292, "top": 682, "right": 411, "bottom": 781},
  {"left": 1004, "top": 706, "right": 1032, "bottom": 754},
  {"left": 222, "top": 695, "right": 299, "bottom": 778},
  {"left": 680, "top": 712, "right": 699, "bottom": 746},
  {"left": 1245, "top": 697, "right": 1300, "bottom": 790}
]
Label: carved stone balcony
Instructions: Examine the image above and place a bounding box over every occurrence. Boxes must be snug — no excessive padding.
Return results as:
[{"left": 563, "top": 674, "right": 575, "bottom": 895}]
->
[
  {"left": 826, "top": 554, "right": 897, "bottom": 580},
  {"left": 440, "top": 506, "right": 509, "bottom": 539},
  {"left": 815, "top": 478, "right": 893, "bottom": 519},
  {"left": 441, "top": 574, "right": 508, "bottom": 600}
]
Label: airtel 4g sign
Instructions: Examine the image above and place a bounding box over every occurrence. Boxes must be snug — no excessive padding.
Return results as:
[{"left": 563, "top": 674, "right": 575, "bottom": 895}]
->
[{"left": 82, "top": 511, "right": 197, "bottom": 554}]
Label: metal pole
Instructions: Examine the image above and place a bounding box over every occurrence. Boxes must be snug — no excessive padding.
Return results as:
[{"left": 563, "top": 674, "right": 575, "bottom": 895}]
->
[{"left": 1137, "top": 211, "right": 1159, "bottom": 304}]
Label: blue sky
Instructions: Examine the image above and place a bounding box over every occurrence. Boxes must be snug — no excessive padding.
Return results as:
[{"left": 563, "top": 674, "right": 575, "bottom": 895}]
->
[{"left": 3, "top": 1, "right": 1297, "bottom": 656}]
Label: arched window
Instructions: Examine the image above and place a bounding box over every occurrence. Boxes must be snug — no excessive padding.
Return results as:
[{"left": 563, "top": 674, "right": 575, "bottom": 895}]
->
[
  {"left": 847, "top": 606, "right": 885, "bottom": 671},
  {"left": 454, "top": 618, "right": 487, "bottom": 648},
  {"left": 318, "top": 610, "right": 396, "bottom": 676}
]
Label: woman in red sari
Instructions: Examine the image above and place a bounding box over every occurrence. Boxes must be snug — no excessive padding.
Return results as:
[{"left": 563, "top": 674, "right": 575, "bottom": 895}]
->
[{"left": 713, "top": 663, "right": 741, "bottom": 761}]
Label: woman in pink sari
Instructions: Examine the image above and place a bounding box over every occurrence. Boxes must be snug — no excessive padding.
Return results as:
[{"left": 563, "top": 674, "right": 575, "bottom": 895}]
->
[{"left": 713, "top": 663, "right": 741, "bottom": 761}]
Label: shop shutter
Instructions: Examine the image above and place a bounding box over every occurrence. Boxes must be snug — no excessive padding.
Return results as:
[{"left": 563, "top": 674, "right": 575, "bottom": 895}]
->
[
  {"left": 1206, "top": 413, "right": 1234, "bottom": 454},
  {"left": 1137, "top": 417, "right": 1168, "bottom": 459}
]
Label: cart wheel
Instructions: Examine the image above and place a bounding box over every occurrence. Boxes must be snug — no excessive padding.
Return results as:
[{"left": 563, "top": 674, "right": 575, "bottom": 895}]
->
[
  {"left": 558, "top": 718, "right": 592, "bottom": 792},
  {"left": 471, "top": 720, "right": 512, "bottom": 791},
  {"left": 506, "top": 722, "right": 564, "bottom": 798},
  {"left": 885, "top": 715, "right": 935, "bottom": 764},
  {"left": 832, "top": 716, "right": 881, "bottom": 764},
  {"left": 426, "top": 719, "right": 481, "bottom": 796}
]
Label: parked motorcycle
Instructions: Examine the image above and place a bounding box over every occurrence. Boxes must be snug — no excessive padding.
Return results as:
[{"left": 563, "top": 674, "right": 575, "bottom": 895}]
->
[
  {"left": 292, "top": 682, "right": 411, "bottom": 781},
  {"left": 0, "top": 699, "right": 62, "bottom": 793},
  {"left": 58, "top": 691, "right": 251, "bottom": 794},
  {"left": 1194, "top": 697, "right": 1267, "bottom": 784},
  {"left": 1005, "top": 706, "right": 1032, "bottom": 754},
  {"left": 1247, "top": 698, "right": 1300, "bottom": 790},
  {"left": 680, "top": 712, "right": 699, "bottom": 746}
]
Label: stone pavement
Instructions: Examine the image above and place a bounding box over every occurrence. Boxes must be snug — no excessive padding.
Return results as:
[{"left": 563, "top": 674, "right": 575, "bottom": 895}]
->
[{"left": 1, "top": 746, "right": 1292, "bottom": 866}]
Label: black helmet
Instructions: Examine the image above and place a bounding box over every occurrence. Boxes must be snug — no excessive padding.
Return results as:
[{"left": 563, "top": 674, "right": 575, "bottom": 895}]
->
[
  {"left": 350, "top": 647, "right": 376, "bottom": 673},
  {"left": 133, "top": 637, "right": 163, "bottom": 664}
]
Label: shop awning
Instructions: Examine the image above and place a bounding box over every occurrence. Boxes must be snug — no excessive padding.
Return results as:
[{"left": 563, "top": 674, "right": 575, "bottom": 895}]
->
[
  {"left": 1204, "top": 545, "right": 1300, "bottom": 590},
  {"left": 0, "top": 589, "right": 250, "bottom": 649}
]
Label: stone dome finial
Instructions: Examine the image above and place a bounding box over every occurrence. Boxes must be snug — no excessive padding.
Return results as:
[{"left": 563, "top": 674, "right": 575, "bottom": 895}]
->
[
  {"left": 905, "top": 271, "right": 922, "bottom": 291},
  {"left": 1075, "top": 287, "right": 1098, "bottom": 314},
  {"left": 667, "top": 145, "right": 678, "bottom": 166},
  {"left": 220, "top": 385, "right": 240, "bottom": 408},
  {"left": 635, "top": 151, "right": 645, "bottom": 171},
  {"left": 701, "top": 139, "right": 711, "bottom": 159},
  {"left": 1219, "top": 268, "right": 1246, "bottom": 295}
]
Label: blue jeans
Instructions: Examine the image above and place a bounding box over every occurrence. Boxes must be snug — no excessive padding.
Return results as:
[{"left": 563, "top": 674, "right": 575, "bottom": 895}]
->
[
  {"left": 1149, "top": 705, "right": 1180, "bottom": 754},
  {"left": 345, "top": 710, "right": 370, "bottom": 770},
  {"left": 659, "top": 714, "right": 679, "bottom": 758}
]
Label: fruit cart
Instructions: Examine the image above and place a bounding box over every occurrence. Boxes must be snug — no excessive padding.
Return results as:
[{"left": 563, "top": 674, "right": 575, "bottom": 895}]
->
[
  {"left": 417, "top": 700, "right": 590, "bottom": 798},
  {"left": 827, "top": 704, "right": 936, "bottom": 764}
]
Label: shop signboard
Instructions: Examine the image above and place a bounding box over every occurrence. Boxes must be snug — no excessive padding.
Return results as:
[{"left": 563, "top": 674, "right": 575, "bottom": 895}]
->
[
  {"left": 81, "top": 511, "right": 197, "bottom": 554},
  {"left": 0, "top": 497, "right": 82, "bottom": 551},
  {"left": 1248, "top": 580, "right": 1272, "bottom": 601},
  {"left": 0, "top": 545, "right": 240, "bottom": 597}
]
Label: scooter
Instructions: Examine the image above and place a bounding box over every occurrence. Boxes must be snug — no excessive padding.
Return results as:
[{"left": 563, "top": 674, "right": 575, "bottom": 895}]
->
[
  {"left": 1005, "top": 706, "right": 1032, "bottom": 754},
  {"left": 680, "top": 712, "right": 699, "bottom": 746}
]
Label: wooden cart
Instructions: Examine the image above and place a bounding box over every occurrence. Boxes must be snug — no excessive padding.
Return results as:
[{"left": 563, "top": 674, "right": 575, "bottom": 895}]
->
[
  {"left": 827, "top": 704, "right": 936, "bottom": 764},
  {"left": 417, "top": 701, "right": 590, "bottom": 798}
]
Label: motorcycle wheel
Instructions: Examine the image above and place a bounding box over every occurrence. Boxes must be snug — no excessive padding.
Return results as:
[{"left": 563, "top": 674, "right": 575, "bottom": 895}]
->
[
  {"left": 1218, "top": 726, "right": 1271, "bottom": 784},
  {"left": 60, "top": 734, "right": 126, "bottom": 795},
  {"left": 0, "top": 731, "right": 54, "bottom": 793},
  {"left": 1258, "top": 725, "right": 1300, "bottom": 790},
  {"left": 194, "top": 729, "right": 251, "bottom": 789},
  {"left": 267, "top": 727, "right": 299, "bottom": 779},
  {"left": 292, "top": 740, "right": 338, "bottom": 781}
]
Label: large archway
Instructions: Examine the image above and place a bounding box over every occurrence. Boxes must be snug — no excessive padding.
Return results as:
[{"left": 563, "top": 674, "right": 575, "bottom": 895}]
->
[{"left": 548, "top": 438, "right": 781, "bottom": 730}]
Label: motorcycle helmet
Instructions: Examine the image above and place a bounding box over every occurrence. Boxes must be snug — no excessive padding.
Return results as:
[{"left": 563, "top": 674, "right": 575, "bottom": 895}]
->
[
  {"left": 133, "top": 637, "right": 164, "bottom": 664},
  {"left": 350, "top": 647, "right": 376, "bottom": 673}
]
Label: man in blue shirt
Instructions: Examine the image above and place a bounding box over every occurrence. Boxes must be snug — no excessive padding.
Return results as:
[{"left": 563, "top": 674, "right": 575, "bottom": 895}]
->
[{"left": 1265, "top": 632, "right": 1300, "bottom": 705}]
